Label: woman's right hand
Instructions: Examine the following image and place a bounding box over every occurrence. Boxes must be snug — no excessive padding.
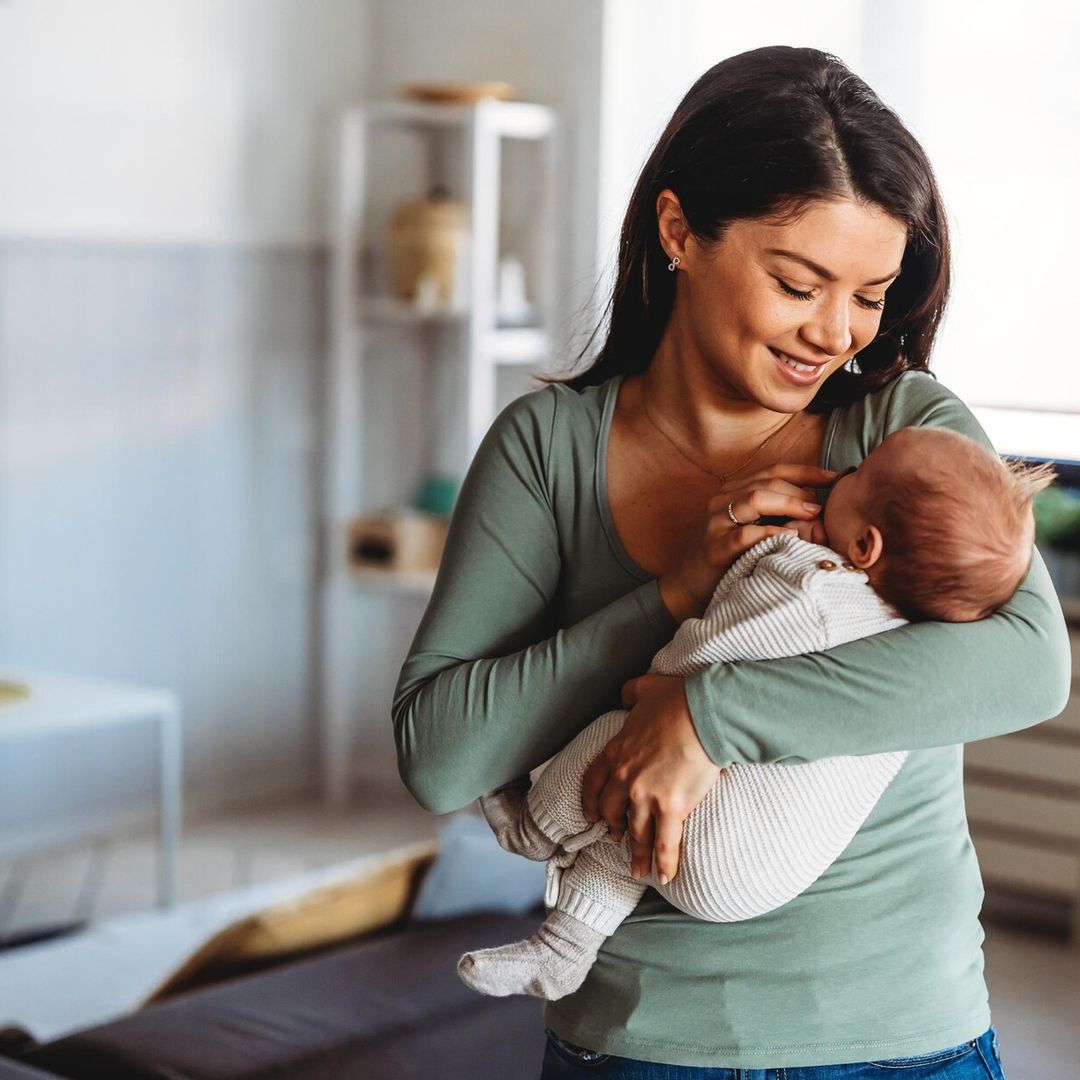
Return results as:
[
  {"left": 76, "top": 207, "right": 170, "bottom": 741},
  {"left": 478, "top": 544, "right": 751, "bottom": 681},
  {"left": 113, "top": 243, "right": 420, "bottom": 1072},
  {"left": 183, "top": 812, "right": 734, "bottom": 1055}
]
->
[{"left": 658, "top": 463, "right": 838, "bottom": 622}]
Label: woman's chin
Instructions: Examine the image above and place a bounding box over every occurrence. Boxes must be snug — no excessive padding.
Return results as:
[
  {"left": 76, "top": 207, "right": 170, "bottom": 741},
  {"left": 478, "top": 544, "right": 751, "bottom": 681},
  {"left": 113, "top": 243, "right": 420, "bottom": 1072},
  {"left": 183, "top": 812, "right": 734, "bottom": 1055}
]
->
[
  {"left": 761, "top": 363, "right": 836, "bottom": 409},
  {"left": 752, "top": 377, "right": 818, "bottom": 414}
]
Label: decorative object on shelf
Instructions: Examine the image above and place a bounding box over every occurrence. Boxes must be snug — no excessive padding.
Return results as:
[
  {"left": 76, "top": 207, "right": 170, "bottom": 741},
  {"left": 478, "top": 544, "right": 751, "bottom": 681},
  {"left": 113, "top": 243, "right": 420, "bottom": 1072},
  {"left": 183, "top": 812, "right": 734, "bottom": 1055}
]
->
[
  {"left": 0, "top": 679, "right": 31, "bottom": 706},
  {"left": 385, "top": 186, "right": 469, "bottom": 309},
  {"left": 403, "top": 81, "right": 516, "bottom": 105},
  {"left": 346, "top": 509, "right": 449, "bottom": 575},
  {"left": 496, "top": 255, "right": 537, "bottom": 327},
  {"left": 1033, "top": 473, "right": 1080, "bottom": 595},
  {"left": 410, "top": 472, "right": 460, "bottom": 518},
  {"left": 1035, "top": 481, "right": 1080, "bottom": 551}
]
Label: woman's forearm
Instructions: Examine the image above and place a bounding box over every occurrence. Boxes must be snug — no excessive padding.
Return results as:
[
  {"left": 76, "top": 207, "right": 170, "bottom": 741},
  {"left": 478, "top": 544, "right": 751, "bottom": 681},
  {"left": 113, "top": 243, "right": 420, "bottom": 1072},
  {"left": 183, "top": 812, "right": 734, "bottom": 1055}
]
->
[
  {"left": 393, "top": 578, "right": 677, "bottom": 814},
  {"left": 683, "top": 546, "right": 1071, "bottom": 767}
]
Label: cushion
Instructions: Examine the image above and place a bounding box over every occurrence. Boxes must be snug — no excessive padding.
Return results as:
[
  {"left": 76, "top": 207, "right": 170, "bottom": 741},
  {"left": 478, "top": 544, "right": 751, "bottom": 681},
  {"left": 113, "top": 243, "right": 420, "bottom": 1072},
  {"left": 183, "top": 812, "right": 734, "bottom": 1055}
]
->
[
  {"left": 411, "top": 812, "right": 546, "bottom": 920},
  {"left": 146, "top": 840, "right": 437, "bottom": 1003}
]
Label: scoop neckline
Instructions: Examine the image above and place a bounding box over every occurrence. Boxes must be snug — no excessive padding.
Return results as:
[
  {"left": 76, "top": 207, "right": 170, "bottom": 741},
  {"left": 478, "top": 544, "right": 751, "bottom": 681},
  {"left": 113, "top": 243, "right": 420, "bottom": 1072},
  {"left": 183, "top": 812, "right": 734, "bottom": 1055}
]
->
[{"left": 593, "top": 372, "right": 842, "bottom": 583}]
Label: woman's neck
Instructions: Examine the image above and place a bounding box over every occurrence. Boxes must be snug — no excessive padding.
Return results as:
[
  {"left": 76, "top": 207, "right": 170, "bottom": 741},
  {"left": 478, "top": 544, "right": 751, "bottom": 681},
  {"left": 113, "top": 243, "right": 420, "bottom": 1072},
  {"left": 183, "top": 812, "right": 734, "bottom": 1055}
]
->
[{"left": 642, "top": 326, "right": 796, "bottom": 460}]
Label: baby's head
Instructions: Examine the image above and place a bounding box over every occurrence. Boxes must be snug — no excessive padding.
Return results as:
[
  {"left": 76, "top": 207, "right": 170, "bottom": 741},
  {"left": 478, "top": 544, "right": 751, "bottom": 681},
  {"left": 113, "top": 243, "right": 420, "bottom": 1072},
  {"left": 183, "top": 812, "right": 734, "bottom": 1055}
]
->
[{"left": 822, "top": 428, "right": 1055, "bottom": 622}]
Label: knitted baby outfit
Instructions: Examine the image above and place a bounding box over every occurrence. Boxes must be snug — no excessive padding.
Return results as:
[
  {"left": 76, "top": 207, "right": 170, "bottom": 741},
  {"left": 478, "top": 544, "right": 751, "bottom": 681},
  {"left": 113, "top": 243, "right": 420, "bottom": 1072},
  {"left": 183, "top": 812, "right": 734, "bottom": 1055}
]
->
[{"left": 458, "top": 534, "right": 909, "bottom": 1000}]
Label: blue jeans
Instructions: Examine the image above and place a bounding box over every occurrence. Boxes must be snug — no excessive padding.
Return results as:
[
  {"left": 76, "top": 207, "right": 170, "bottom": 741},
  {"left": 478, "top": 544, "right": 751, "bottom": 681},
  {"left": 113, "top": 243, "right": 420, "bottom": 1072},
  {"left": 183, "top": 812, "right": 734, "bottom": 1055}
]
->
[{"left": 540, "top": 1026, "right": 1005, "bottom": 1079}]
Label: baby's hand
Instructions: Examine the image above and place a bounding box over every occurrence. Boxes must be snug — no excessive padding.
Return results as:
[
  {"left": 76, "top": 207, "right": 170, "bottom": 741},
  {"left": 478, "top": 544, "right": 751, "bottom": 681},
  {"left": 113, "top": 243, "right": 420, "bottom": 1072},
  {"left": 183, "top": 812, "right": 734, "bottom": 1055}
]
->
[{"left": 790, "top": 516, "right": 828, "bottom": 546}]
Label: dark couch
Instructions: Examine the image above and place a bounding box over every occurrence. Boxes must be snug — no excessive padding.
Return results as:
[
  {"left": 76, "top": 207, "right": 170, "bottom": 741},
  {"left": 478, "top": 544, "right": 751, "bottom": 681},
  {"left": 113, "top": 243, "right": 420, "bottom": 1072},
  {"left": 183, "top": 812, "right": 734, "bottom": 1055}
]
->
[{"left": 1, "top": 912, "right": 547, "bottom": 1079}]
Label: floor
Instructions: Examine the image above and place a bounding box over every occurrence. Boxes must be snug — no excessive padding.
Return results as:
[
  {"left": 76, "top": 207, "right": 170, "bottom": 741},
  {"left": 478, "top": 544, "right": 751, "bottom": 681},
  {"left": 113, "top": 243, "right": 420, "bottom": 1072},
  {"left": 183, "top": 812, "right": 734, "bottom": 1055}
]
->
[
  {"left": 983, "top": 924, "right": 1080, "bottom": 1078},
  {"left": 0, "top": 785, "right": 438, "bottom": 935},
  {"left": 0, "top": 790, "right": 1076, "bottom": 1079}
]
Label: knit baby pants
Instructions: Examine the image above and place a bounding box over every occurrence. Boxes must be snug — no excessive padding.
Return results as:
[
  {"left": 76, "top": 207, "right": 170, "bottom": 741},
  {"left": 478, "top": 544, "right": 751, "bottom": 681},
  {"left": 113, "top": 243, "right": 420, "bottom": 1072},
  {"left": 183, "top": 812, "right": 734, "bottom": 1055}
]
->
[{"left": 528, "top": 708, "right": 906, "bottom": 932}]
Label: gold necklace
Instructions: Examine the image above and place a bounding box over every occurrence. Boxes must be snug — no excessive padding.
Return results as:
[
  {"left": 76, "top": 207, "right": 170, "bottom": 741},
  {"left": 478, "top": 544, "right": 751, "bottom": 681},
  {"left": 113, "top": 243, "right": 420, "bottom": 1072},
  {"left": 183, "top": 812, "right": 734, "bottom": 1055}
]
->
[{"left": 642, "top": 396, "right": 801, "bottom": 484}]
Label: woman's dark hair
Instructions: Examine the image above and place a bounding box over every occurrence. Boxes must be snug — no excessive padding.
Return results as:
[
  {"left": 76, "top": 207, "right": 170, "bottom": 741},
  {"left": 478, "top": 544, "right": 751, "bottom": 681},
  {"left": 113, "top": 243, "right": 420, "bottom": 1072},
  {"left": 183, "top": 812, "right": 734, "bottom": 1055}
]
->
[{"left": 547, "top": 46, "right": 950, "bottom": 411}]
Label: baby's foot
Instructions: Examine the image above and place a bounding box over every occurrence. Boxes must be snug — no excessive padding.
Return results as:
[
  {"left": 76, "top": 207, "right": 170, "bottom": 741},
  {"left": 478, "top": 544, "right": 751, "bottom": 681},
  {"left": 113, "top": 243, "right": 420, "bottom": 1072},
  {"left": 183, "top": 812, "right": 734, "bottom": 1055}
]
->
[
  {"left": 479, "top": 780, "right": 559, "bottom": 861},
  {"left": 457, "top": 910, "right": 606, "bottom": 1001}
]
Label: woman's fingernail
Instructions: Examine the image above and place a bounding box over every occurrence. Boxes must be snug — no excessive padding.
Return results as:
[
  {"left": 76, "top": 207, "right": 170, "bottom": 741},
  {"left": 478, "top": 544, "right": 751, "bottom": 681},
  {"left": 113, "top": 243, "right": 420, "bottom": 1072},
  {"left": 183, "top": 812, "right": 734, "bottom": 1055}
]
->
[
  {"left": 631, "top": 868, "right": 642, "bottom": 879},
  {"left": 658, "top": 873, "right": 669, "bottom": 886},
  {"left": 803, "top": 502, "right": 820, "bottom": 513}
]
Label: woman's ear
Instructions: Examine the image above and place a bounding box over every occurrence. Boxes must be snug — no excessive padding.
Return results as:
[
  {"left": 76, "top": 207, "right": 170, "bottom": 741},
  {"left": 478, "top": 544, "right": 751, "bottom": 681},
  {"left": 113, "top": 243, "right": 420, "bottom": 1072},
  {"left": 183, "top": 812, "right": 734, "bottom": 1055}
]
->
[
  {"left": 848, "top": 524, "right": 884, "bottom": 569},
  {"left": 656, "top": 189, "right": 690, "bottom": 265}
]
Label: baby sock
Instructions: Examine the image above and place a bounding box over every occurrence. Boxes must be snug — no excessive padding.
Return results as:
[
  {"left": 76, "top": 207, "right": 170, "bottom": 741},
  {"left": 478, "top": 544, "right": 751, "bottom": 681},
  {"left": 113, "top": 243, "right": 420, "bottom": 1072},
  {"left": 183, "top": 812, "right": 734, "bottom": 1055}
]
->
[
  {"left": 457, "top": 909, "right": 607, "bottom": 1000},
  {"left": 479, "top": 780, "right": 559, "bottom": 861}
]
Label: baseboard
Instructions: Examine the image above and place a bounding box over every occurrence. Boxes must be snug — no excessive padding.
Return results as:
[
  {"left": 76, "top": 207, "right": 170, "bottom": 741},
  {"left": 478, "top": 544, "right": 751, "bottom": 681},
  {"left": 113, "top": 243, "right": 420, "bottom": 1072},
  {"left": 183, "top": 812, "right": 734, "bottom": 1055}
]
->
[
  {"left": 183, "top": 765, "right": 320, "bottom": 823},
  {"left": 346, "top": 756, "right": 442, "bottom": 811}
]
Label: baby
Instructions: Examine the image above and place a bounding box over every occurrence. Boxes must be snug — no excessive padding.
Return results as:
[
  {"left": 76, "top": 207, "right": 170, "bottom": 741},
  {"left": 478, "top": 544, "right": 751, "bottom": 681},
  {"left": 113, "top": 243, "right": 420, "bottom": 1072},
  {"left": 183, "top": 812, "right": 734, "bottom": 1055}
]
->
[{"left": 457, "top": 426, "right": 1054, "bottom": 1001}]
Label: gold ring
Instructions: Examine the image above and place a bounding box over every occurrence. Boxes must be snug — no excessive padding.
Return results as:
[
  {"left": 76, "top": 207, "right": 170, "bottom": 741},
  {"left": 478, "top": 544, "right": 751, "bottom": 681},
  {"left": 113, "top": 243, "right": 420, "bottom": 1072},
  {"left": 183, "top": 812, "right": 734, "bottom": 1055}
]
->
[{"left": 726, "top": 500, "right": 748, "bottom": 527}]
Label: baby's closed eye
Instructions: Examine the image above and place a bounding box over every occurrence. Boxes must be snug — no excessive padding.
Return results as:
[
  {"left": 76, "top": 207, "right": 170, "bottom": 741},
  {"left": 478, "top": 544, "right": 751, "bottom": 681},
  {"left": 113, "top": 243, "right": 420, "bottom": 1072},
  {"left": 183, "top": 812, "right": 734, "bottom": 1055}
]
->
[{"left": 790, "top": 518, "right": 827, "bottom": 545}]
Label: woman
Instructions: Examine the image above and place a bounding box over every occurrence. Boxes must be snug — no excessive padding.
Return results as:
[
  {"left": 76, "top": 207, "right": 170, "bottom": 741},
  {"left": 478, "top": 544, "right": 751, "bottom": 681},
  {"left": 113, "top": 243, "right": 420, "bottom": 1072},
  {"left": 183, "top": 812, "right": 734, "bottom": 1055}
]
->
[{"left": 392, "top": 46, "right": 1070, "bottom": 1076}]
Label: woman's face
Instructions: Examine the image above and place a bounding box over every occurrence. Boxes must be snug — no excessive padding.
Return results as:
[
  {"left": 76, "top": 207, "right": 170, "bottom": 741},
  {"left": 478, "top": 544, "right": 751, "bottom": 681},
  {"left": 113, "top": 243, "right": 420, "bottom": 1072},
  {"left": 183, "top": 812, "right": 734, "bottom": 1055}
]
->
[{"left": 661, "top": 194, "right": 908, "bottom": 411}]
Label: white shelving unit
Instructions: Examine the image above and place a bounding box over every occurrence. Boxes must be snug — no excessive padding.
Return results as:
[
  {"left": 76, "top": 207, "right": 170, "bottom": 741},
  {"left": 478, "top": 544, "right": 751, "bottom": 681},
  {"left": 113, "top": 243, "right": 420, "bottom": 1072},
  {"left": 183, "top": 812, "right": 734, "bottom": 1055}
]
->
[{"left": 320, "top": 99, "right": 560, "bottom": 806}]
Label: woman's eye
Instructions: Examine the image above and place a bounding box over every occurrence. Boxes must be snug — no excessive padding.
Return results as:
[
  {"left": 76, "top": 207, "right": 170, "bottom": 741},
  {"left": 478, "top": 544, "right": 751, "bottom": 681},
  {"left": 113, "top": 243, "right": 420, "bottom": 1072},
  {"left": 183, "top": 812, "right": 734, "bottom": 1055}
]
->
[
  {"left": 777, "top": 277, "right": 885, "bottom": 312},
  {"left": 776, "top": 278, "right": 815, "bottom": 301}
]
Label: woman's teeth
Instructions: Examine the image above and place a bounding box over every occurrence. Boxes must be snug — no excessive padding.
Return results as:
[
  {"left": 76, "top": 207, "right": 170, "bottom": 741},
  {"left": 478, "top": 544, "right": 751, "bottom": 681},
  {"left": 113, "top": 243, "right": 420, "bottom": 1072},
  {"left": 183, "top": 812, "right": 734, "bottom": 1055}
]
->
[
  {"left": 776, "top": 352, "right": 818, "bottom": 373},
  {"left": 770, "top": 347, "right": 826, "bottom": 386}
]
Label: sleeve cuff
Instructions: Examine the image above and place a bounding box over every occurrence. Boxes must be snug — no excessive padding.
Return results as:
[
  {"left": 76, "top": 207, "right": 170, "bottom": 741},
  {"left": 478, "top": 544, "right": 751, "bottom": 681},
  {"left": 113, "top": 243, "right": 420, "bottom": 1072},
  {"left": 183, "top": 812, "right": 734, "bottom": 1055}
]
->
[
  {"left": 683, "top": 667, "right": 736, "bottom": 769},
  {"left": 636, "top": 577, "right": 681, "bottom": 637}
]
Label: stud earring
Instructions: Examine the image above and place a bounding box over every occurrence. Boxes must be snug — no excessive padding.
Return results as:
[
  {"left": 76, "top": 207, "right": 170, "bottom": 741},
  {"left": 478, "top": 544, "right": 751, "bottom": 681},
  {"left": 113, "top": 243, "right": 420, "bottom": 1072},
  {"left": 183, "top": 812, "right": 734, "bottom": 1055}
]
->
[{"left": 667, "top": 255, "right": 680, "bottom": 272}]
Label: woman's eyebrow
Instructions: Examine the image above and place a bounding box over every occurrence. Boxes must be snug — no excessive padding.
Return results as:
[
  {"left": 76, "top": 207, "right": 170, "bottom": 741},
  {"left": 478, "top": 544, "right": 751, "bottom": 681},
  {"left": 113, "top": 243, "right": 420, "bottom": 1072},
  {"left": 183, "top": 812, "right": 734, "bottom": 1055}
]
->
[{"left": 765, "top": 248, "right": 901, "bottom": 287}]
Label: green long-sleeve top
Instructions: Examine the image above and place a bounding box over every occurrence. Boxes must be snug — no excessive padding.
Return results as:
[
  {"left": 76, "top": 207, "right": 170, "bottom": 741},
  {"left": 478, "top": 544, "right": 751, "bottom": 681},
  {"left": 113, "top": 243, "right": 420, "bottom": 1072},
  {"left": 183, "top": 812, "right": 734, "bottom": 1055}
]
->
[{"left": 392, "top": 370, "right": 1071, "bottom": 1069}]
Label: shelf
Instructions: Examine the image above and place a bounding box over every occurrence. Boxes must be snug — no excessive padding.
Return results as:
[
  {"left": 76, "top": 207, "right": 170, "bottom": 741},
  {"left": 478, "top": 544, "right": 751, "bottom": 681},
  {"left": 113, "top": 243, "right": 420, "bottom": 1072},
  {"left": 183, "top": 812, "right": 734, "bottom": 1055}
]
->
[
  {"left": 355, "top": 296, "right": 467, "bottom": 325},
  {"left": 347, "top": 566, "right": 437, "bottom": 598},
  {"left": 324, "top": 97, "right": 558, "bottom": 806},
  {"left": 353, "top": 302, "right": 548, "bottom": 365},
  {"left": 357, "top": 100, "right": 556, "bottom": 140}
]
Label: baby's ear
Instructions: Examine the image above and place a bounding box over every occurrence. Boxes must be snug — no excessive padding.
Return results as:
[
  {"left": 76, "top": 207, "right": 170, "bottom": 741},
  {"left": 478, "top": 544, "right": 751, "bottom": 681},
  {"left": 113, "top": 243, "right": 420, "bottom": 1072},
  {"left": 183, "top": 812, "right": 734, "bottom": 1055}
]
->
[{"left": 850, "top": 524, "right": 885, "bottom": 568}]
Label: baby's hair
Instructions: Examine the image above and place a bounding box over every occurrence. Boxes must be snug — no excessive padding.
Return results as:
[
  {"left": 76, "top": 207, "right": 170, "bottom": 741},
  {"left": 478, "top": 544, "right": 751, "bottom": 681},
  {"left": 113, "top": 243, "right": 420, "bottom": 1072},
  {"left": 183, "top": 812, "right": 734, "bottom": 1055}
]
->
[{"left": 866, "top": 430, "right": 1056, "bottom": 623}]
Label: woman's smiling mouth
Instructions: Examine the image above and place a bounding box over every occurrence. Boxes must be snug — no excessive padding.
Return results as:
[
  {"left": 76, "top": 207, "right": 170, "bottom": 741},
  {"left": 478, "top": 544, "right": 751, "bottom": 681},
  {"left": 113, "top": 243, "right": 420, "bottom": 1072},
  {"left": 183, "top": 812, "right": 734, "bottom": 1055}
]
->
[{"left": 768, "top": 346, "right": 828, "bottom": 385}]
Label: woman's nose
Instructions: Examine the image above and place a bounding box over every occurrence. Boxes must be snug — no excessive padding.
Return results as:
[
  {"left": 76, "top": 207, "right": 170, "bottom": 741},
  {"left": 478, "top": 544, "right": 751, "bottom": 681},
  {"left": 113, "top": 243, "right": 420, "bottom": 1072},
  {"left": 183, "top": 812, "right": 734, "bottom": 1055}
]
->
[{"left": 800, "top": 298, "right": 852, "bottom": 358}]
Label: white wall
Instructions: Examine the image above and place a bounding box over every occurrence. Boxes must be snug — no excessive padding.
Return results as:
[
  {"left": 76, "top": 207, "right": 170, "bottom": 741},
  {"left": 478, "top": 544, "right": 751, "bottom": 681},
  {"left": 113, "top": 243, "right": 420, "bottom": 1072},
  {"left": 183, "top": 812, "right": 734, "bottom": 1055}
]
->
[
  {"left": 0, "top": 0, "right": 372, "bottom": 245},
  {"left": 0, "top": 1, "right": 376, "bottom": 841}
]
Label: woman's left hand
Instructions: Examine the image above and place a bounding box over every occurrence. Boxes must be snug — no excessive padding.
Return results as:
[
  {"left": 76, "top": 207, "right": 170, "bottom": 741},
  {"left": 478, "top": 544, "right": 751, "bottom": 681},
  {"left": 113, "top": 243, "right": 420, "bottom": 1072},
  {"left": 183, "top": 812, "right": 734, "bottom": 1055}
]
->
[{"left": 581, "top": 673, "right": 723, "bottom": 884}]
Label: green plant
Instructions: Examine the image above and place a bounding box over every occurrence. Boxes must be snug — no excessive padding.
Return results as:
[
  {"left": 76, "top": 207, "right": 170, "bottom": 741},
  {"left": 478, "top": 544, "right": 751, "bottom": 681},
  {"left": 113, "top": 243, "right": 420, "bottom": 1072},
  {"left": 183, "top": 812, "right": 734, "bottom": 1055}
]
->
[{"left": 1034, "top": 484, "right": 1080, "bottom": 552}]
